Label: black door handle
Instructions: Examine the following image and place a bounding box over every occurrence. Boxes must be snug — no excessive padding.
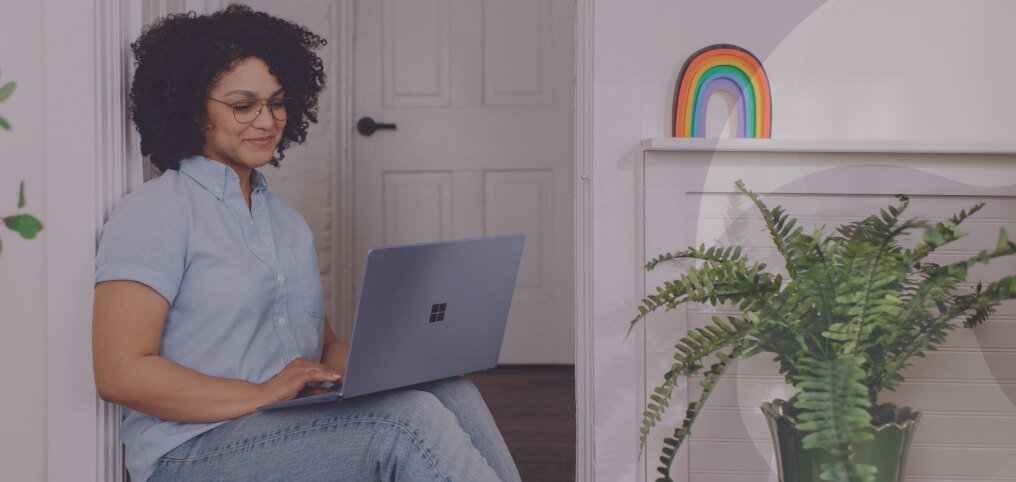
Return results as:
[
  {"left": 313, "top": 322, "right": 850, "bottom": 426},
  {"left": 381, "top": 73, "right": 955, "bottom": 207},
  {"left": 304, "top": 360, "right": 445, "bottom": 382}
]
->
[{"left": 357, "top": 117, "right": 397, "bottom": 136}]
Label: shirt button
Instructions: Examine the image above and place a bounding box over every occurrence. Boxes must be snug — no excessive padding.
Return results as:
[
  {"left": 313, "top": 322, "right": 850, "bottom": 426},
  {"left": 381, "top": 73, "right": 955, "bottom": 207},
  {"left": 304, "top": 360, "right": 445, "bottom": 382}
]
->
[
  {"left": 213, "top": 186, "right": 222, "bottom": 194},
  {"left": 265, "top": 239, "right": 273, "bottom": 247},
  {"left": 277, "top": 274, "right": 285, "bottom": 283},
  {"left": 278, "top": 318, "right": 287, "bottom": 326}
]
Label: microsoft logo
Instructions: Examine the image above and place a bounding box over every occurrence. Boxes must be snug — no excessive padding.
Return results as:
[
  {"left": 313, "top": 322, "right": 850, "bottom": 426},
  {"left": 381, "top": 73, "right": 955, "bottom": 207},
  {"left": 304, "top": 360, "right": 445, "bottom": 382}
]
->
[{"left": 429, "top": 303, "right": 448, "bottom": 323}]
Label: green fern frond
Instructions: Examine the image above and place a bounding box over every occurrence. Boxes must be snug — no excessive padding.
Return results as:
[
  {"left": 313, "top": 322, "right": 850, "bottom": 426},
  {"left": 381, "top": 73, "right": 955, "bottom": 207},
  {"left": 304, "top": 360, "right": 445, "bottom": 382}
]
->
[
  {"left": 958, "top": 275, "right": 1016, "bottom": 328},
  {"left": 645, "top": 244, "right": 745, "bottom": 271},
  {"left": 638, "top": 317, "right": 751, "bottom": 453},
  {"left": 833, "top": 219, "right": 918, "bottom": 355},
  {"left": 962, "top": 303, "right": 996, "bottom": 329},
  {"left": 924, "top": 229, "right": 1016, "bottom": 288},
  {"left": 818, "top": 462, "right": 879, "bottom": 482},
  {"left": 654, "top": 341, "right": 747, "bottom": 481},
  {"left": 639, "top": 380, "right": 676, "bottom": 455},
  {"left": 628, "top": 254, "right": 780, "bottom": 336},
  {"left": 908, "top": 202, "right": 986, "bottom": 262},
  {"left": 792, "top": 356, "right": 875, "bottom": 482},
  {"left": 735, "top": 180, "right": 807, "bottom": 277}
]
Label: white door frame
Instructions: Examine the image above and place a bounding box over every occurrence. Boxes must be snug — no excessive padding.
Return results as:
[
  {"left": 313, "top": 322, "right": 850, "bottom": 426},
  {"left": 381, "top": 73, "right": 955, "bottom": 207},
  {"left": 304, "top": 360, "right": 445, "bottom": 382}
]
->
[
  {"left": 82, "top": 0, "right": 597, "bottom": 479},
  {"left": 45, "top": 0, "right": 142, "bottom": 481},
  {"left": 573, "top": 0, "right": 595, "bottom": 478},
  {"left": 329, "top": 0, "right": 358, "bottom": 341}
]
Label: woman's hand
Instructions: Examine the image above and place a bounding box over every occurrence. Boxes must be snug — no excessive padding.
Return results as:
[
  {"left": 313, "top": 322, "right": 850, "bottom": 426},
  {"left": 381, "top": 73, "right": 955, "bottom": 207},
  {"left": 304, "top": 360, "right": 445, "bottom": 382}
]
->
[
  {"left": 257, "top": 358, "right": 343, "bottom": 406},
  {"left": 321, "top": 317, "right": 350, "bottom": 375}
]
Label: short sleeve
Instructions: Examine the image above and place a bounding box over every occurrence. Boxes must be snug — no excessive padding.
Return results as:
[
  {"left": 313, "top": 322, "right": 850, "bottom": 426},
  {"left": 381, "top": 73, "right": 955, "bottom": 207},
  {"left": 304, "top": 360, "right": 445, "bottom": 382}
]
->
[{"left": 95, "top": 184, "right": 189, "bottom": 305}]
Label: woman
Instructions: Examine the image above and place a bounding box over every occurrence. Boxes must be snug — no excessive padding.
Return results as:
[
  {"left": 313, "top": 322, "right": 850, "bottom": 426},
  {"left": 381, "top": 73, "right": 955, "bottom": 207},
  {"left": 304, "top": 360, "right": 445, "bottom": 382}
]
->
[{"left": 92, "top": 6, "right": 520, "bottom": 481}]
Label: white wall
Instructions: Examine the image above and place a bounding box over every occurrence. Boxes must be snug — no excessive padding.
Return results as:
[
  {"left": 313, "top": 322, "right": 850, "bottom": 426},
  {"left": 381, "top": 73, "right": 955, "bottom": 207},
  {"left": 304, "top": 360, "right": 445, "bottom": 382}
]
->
[
  {"left": 0, "top": 2, "right": 47, "bottom": 480},
  {"left": 0, "top": 1, "right": 107, "bottom": 481},
  {"left": 589, "top": 0, "right": 1016, "bottom": 480},
  {"left": 636, "top": 0, "right": 1016, "bottom": 142}
]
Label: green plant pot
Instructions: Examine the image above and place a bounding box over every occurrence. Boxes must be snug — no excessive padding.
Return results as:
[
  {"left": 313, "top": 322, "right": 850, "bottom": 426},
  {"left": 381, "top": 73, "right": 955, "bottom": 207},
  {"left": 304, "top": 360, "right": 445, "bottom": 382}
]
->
[{"left": 761, "top": 399, "right": 921, "bottom": 482}]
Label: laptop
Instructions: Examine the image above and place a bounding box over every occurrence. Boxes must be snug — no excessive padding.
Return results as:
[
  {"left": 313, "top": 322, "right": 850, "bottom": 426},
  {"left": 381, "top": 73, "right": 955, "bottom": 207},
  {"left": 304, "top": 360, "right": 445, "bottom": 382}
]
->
[{"left": 258, "top": 234, "right": 525, "bottom": 410}]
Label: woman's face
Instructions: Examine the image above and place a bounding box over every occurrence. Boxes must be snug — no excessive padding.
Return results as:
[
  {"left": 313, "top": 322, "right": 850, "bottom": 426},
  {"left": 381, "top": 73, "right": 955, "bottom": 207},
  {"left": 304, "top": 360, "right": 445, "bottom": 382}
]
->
[{"left": 202, "top": 57, "right": 286, "bottom": 175}]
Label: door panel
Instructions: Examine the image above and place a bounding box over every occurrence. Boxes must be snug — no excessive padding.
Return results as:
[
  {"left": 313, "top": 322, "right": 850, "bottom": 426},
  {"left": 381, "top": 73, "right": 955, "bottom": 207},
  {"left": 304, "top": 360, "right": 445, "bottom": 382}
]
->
[
  {"left": 354, "top": 0, "right": 575, "bottom": 363},
  {"left": 384, "top": 0, "right": 451, "bottom": 106},
  {"left": 483, "top": 0, "right": 554, "bottom": 105},
  {"left": 383, "top": 171, "right": 453, "bottom": 245}
]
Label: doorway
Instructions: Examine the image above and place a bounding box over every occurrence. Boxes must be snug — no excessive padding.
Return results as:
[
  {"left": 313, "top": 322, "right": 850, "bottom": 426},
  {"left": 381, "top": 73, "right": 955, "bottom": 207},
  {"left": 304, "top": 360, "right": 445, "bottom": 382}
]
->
[{"left": 351, "top": 0, "right": 576, "bottom": 364}]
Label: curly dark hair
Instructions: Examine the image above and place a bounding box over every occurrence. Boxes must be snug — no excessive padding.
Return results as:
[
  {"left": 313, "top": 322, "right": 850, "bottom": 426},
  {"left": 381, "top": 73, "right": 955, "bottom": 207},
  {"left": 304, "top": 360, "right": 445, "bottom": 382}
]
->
[{"left": 129, "top": 4, "right": 327, "bottom": 171}]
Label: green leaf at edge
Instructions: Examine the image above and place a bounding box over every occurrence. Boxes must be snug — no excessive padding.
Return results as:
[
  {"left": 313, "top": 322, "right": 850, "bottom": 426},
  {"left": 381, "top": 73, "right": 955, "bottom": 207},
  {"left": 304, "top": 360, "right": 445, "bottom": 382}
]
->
[
  {"left": 0, "top": 81, "right": 16, "bottom": 102},
  {"left": 996, "top": 227, "right": 1010, "bottom": 253},
  {"left": 0, "top": 116, "right": 10, "bottom": 130},
  {"left": 4, "top": 214, "right": 44, "bottom": 239},
  {"left": 18, "top": 180, "right": 25, "bottom": 208}
]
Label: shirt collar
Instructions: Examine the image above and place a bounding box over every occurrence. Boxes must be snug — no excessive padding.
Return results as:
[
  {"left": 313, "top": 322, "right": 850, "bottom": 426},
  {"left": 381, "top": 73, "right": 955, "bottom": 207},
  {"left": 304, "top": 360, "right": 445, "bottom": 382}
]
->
[
  {"left": 179, "top": 156, "right": 269, "bottom": 199},
  {"left": 250, "top": 168, "right": 268, "bottom": 192}
]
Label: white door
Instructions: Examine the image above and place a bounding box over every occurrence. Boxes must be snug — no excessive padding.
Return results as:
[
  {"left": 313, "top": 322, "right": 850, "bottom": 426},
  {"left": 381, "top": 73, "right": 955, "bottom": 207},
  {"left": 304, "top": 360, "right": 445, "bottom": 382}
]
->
[{"left": 353, "top": 0, "right": 575, "bottom": 364}]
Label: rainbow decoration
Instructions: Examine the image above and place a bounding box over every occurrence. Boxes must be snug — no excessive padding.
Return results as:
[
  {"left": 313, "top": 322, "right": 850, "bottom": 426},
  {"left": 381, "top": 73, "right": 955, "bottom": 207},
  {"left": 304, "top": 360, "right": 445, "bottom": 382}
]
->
[{"left": 673, "top": 44, "right": 771, "bottom": 138}]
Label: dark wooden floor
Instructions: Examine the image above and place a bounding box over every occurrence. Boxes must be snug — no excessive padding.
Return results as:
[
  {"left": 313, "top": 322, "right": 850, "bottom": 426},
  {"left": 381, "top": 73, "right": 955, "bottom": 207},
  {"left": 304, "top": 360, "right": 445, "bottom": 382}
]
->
[{"left": 466, "top": 365, "right": 576, "bottom": 482}]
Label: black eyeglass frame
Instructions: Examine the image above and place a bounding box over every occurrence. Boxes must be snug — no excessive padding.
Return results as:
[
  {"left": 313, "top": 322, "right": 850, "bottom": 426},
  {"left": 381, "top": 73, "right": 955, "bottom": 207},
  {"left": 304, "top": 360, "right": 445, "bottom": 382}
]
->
[{"left": 206, "top": 96, "right": 295, "bottom": 124}]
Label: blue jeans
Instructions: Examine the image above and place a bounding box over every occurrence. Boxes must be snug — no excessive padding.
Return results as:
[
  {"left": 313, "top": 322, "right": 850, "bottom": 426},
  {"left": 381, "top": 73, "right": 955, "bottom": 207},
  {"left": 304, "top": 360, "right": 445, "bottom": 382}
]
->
[{"left": 148, "top": 377, "right": 520, "bottom": 481}]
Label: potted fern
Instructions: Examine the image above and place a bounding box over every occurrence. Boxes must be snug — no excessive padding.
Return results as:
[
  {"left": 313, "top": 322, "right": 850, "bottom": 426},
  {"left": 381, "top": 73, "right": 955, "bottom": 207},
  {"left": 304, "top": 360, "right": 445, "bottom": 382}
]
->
[{"left": 630, "top": 180, "right": 1016, "bottom": 482}]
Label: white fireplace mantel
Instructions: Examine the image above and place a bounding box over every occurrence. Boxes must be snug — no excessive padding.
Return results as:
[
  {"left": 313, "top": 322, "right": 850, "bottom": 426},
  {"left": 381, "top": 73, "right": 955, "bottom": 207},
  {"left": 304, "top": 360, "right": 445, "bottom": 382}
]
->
[{"left": 643, "top": 136, "right": 1016, "bottom": 155}]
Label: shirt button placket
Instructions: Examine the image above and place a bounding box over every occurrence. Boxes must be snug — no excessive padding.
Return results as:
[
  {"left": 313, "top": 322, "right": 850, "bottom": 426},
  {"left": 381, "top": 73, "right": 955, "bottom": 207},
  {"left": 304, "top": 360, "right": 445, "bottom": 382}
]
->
[{"left": 255, "top": 193, "right": 293, "bottom": 356}]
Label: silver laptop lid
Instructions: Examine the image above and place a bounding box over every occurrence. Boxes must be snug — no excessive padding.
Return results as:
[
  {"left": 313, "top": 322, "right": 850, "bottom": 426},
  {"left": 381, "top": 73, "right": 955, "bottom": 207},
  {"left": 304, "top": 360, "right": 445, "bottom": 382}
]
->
[{"left": 339, "top": 234, "right": 524, "bottom": 398}]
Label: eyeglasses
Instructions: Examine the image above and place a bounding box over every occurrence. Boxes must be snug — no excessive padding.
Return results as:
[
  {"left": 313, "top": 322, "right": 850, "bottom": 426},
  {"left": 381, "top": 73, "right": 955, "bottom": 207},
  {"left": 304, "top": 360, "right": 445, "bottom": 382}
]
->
[{"left": 207, "top": 97, "right": 294, "bottom": 123}]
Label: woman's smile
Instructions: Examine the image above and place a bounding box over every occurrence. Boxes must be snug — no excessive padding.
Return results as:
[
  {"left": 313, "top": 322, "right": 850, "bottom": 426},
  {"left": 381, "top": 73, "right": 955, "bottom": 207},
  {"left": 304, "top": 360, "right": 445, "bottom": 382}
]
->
[{"left": 245, "top": 136, "right": 276, "bottom": 148}]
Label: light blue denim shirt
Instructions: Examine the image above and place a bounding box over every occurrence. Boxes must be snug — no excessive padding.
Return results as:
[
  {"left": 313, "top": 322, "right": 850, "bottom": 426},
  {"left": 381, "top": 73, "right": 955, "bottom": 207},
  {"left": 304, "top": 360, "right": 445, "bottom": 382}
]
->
[{"left": 95, "top": 156, "right": 326, "bottom": 482}]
